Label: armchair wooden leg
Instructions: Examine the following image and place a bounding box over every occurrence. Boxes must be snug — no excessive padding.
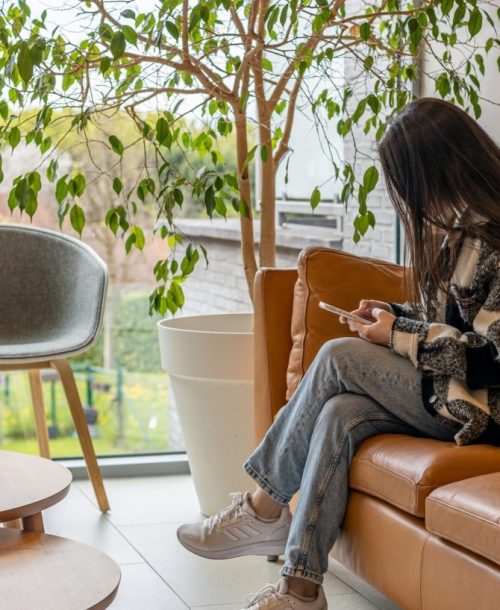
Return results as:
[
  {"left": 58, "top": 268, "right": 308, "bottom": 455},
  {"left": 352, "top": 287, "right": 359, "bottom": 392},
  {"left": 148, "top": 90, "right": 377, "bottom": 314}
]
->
[
  {"left": 28, "top": 369, "right": 51, "bottom": 459},
  {"left": 51, "top": 359, "right": 110, "bottom": 512},
  {"left": 3, "top": 519, "right": 23, "bottom": 529},
  {"left": 22, "top": 512, "right": 45, "bottom": 533}
]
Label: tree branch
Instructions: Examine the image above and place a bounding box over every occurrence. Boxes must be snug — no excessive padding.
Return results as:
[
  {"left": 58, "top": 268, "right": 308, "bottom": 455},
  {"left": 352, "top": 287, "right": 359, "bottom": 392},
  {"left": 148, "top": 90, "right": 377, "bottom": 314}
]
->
[{"left": 269, "top": 0, "right": 346, "bottom": 111}]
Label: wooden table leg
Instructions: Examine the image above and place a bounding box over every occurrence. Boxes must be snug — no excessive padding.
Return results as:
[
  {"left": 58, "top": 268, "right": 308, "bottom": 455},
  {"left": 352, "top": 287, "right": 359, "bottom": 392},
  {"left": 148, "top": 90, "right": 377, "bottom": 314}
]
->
[{"left": 21, "top": 512, "right": 45, "bottom": 533}]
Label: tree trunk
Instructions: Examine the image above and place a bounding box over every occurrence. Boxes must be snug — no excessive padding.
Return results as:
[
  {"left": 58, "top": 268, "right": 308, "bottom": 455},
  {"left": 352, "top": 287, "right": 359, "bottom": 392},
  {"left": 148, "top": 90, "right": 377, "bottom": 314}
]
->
[
  {"left": 257, "top": 112, "right": 276, "bottom": 268},
  {"left": 234, "top": 108, "right": 258, "bottom": 301}
]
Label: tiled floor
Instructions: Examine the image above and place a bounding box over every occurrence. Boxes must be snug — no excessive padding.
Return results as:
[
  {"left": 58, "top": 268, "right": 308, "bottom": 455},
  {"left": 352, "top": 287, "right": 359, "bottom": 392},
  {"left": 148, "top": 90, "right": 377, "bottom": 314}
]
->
[{"left": 43, "top": 475, "right": 400, "bottom": 610}]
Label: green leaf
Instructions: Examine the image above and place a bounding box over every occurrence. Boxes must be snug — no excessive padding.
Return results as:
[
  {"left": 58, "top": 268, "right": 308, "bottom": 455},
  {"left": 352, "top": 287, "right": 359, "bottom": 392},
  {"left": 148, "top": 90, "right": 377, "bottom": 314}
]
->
[
  {"left": 70, "top": 204, "right": 85, "bottom": 236},
  {"left": 100, "top": 56, "right": 111, "bottom": 73},
  {"left": 0, "top": 100, "right": 8, "bottom": 120},
  {"left": 109, "top": 135, "right": 124, "bottom": 155},
  {"left": 468, "top": 8, "right": 482, "bottom": 37},
  {"left": 359, "top": 23, "right": 371, "bottom": 41},
  {"left": 310, "top": 187, "right": 321, "bottom": 209},
  {"left": 436, "top": 73, "right": 451, "bottom": 97},
  {"left": 105, "top": 209, "right": 119, "bottom": 235},
  {"left": 363, "top": 166, "right": 379, "bottom": 192},
  {"left": 113, "top": 177, "right": 122, "bottom": 195},
  {"left": 262, "top": 57, "right": 273, "bottom": 71},
  {"left": 8, "top": 126, "right": 21, "bottom": 149},
  {"left": 122, "top": 25, "right": 138, "bottom": 46},
  {"left": 453, "top": 3, "right": 466, "bottom": 27},
  {"left": 357, "top": 214, "right": 370, "bottom": 235},
  {"left": 170, "top": 281, "right": 185, "bottom": 308},
  {"left": 441, "top": 0, "right": 453, "bottom": 16},
  {"left": 15, "top": 178, "right": 31, "bottom": 210},
  {"left": 8, "top": 187, "right": 18, "bottom": 212},
  {"left": 111, "top": 31, "right": 126, "bottom": 59},
  {"left": 56, "top": 177, "right": 68, "bottom": 203},
  {"left": 215, "top": 197, "right": 227, "bottom": 218},
  {"left": 0, "top": 156, "right": 3, "bottom": 184},
  {"left": 166, "top": 21, "right": 180, "bottom": 40},
  {"left": 28, "top": 171, "right": 41, "bottom": 194},
  {"left": 17, "top": 43, "right": 33, "bottom": 83},
  {"left": 260, "top": 145, "right": 268, "bottom": 163},
  {"left": 131, "top": 225, "right": 145, "bottom": 250},
  {"left": 121, "top": 9, "right": 136, "bottom": 19},
  {"left": 69, "top": 173, "right": 86, "bottom": 197},
  {"left": 125, "top": 232, "right": 136, "bottom": 254},
  {"left": 24, "top": 191, "right": 37, "bottom": 218},
  {"left": 242, "top": 145, "right": 258, "bottom": 171},
  {"left": 173, "top": 188, "right": 184, "bottom": 205},
  {"left": 475, "top": 54, "right": 485, "bottom": 75},
  {"left": 30, "top": 43, "right": 43, "bottom": 67},
  {"left": 181, "top": 247, "right": 199, "bottom": 276},
  {"left": 204, "top": 187, "right": 216, "bottom": 217},
  {"left": 58, "top": 201, "right": 69, "bottom": 228},
  {"left": 352, "top": 99, "right": 367, "bottom": 123},
  {"left": 156, "top": 117, "right": 171, "bottom": 147}
]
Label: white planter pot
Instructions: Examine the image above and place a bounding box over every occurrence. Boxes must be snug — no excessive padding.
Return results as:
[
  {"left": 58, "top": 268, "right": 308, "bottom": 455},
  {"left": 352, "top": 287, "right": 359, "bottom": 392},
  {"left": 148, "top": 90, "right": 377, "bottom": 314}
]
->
[{"left": 158, "top": 312, "right": 255, "bottom": 516}]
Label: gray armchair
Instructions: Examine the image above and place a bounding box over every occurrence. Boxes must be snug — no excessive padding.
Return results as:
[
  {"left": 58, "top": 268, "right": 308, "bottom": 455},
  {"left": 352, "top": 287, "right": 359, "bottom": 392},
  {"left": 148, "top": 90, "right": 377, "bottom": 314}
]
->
[{"left": 0, "top": 224, "right": 110, "bottom": 512}]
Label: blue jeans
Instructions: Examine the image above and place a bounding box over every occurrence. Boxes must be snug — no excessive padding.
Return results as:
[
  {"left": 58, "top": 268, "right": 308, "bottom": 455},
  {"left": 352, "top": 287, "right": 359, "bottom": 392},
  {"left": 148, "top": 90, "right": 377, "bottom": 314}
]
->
[{"left": 243, "top": 337, "right": 461, "bottom": 585}]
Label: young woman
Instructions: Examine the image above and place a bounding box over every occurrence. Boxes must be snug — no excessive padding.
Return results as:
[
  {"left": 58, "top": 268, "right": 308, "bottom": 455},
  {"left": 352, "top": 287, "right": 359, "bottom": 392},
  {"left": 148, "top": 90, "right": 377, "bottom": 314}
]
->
[{"left": 177, "top": 98, "right": 500, "bottom": 610}]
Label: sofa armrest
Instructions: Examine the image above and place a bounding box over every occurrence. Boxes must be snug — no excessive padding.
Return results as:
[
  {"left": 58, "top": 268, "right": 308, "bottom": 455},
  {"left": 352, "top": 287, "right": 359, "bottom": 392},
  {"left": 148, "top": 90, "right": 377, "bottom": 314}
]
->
[{"left": 253, "top": 267, "right": 297, "bottom": 443}]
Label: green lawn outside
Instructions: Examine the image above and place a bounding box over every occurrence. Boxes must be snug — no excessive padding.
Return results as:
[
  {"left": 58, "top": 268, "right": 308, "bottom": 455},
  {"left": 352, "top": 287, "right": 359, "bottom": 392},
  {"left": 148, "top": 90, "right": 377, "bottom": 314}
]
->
[{"left": 0, "top": 367, "right": 174, "bottom": 458}]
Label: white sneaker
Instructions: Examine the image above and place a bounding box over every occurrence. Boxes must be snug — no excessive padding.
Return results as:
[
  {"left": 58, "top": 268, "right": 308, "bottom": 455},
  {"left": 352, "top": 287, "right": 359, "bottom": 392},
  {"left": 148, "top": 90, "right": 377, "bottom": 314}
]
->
[
  {"left": 177, "top": 491, "right": 291, "bottom": 559},
  {"left": 243, "top": 577, "right": 328, "bottom": 609}
]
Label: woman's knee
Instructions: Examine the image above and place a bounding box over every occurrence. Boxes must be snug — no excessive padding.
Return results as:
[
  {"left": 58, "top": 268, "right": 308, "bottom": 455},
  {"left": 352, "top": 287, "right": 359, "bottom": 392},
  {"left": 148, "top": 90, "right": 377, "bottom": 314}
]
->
[
  {"left": 315, "top": 393, "right": 377, "bottom": 429},
  {"left": 316, "top": 336, "right": 366, "bottom": 370}
]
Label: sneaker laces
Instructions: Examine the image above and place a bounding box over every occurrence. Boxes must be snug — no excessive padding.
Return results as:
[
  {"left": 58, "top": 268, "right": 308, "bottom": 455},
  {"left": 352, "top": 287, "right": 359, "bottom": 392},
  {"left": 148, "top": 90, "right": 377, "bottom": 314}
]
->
[
  {"left": 245, "top": 582, "right": 283, "bottom": 608},
  {"left": 207, "top": 491, "right": 246, "bottom": 533}
]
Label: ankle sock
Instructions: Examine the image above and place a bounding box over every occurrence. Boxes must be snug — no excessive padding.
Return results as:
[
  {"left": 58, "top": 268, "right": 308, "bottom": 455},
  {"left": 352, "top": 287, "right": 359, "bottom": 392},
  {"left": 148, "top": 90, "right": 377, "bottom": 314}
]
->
[{"left": 248, "top": 496, "right": 281, "bottom": 522}]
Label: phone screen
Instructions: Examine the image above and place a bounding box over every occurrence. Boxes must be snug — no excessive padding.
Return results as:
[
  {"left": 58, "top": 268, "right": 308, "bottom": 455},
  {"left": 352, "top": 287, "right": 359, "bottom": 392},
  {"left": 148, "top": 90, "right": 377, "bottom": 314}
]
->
[{"left": 319, "top": 301, "right": 371, "bottom": 325}]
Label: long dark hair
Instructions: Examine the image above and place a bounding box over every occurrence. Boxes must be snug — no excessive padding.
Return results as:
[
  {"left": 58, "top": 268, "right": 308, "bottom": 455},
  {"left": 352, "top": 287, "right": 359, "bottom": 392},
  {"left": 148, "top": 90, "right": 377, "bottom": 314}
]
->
[{"left": 379, "top": 98, "right": 500, "bottom": 315}]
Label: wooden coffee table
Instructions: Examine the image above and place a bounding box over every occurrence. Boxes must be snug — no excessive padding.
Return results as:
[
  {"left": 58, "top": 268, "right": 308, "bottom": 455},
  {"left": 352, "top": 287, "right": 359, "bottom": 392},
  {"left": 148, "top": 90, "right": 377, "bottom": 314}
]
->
[
  {"left": 0, "top": 450, "right": 72, "bottom": 532},
  {"left": 0, "top": 527, "right": 121, "bottom": 609}
]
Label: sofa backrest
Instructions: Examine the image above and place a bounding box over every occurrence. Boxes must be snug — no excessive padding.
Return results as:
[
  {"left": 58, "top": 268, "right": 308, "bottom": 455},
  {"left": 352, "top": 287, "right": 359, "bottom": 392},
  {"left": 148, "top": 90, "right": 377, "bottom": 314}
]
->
[
  {"left": 253, "top": 247, "right": 409, "bottom": 442},
  {"left": 286, "top": 246, "right": 408, "bottom": 398}
]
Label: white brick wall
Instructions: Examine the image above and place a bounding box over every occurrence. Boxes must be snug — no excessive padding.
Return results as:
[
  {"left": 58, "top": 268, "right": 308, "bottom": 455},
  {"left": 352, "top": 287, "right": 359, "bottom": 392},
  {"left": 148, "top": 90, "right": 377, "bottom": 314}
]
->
[{"left": 179, "top": 236, "right": 300, "bottom": 315}]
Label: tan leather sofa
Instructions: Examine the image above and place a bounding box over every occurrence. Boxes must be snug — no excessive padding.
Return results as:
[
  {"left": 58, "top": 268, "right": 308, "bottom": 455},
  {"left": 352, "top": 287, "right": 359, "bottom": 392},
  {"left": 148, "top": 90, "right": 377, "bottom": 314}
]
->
[{"left": 253, "top": 247, "right": 500, "bottom": 610}]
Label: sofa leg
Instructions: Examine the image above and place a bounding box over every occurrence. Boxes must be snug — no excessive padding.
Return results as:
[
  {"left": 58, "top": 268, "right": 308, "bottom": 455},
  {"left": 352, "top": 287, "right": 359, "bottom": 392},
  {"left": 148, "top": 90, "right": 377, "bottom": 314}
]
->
[{"left": 267, "top": 555, "right": 279, "bottom": 562}]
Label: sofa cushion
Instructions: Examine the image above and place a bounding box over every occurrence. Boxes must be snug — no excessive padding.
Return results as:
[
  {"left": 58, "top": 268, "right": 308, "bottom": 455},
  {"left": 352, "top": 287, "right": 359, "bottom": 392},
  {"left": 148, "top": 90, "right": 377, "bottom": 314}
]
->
[
  {"left": 349, "top": 434, "right": 500, "bottom": 518},
  {"left": 286, "top": 247, "right": 406, "bottom": 399},
  {"left": 425, "top": 473, "right": 500, "bottom": 565}
]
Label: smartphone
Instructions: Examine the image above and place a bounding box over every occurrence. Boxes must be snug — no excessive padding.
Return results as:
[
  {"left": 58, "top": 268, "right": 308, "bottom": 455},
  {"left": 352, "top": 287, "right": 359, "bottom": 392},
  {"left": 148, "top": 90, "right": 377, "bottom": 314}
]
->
[{"left": 319, "top": 301, "right": 372, "bottom": 325}]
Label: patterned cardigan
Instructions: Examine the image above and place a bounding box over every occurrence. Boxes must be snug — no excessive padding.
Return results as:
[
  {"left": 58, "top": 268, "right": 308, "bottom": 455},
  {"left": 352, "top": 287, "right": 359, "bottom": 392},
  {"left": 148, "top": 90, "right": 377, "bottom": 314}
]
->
[{"left": 389, "top": 234, "right": 500, "bottom": 446}]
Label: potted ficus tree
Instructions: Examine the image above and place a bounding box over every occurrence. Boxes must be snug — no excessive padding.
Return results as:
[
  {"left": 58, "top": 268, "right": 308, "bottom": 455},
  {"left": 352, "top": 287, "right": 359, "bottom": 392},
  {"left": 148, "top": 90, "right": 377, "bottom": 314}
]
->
[{"left": 0, "top": 0, "right": 495, "bottom": 514}]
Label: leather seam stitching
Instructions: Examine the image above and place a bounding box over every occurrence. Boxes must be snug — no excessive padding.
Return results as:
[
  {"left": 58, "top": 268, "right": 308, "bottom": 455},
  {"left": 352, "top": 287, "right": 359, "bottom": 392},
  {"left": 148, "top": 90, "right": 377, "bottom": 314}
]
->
[
  {"left": 427, "top": 497, "right": 500, "bottom": 526},
  {"left": 352, "top": 458, "right": 436, "bottom": 488},
  {"left": 426, "top": 500, "right": 500, "bottom": 564},
  {"left": 419, "top": 533, "right": 433, "bottom": 610},
  {"left": 349, "top": 482, "right": 424, "bottom": 517},
  {"left": 426, "top": 528, "right": 499, "bottom": 565}
]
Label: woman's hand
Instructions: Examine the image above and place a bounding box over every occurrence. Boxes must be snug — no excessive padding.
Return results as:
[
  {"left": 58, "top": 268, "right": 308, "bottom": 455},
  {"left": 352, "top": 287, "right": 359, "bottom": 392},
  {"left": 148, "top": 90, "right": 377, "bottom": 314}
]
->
[{"left": 339, "top": 299, "right": 396, "bottom": 346}]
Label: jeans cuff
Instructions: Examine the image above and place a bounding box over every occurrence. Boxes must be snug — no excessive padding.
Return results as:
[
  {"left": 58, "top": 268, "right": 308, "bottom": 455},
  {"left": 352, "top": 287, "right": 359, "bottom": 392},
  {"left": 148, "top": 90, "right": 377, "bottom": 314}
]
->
[
  {"left": 243, "top": 460, "right": 290, "bottom": 505},
  {"left": 281, "top": 565, "right": 324, "bottom": 586}
]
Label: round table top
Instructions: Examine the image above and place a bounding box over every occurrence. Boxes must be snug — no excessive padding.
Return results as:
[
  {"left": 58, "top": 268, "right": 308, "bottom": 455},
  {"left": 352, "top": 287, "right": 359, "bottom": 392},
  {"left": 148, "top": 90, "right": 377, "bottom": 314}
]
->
[
  {"left": 0, "top": 528, "right": 120, "bottom": 609},
  {"left": 0, "top": 451, "right": 72, "bottom": 522}
]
